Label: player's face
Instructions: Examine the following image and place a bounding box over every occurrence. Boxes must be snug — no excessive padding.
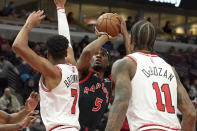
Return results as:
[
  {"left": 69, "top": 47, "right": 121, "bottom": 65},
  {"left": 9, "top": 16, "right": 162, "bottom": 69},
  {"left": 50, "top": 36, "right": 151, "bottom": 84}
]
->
[{"left": 92, "top": 49, "right": 109, "bottom": 71}]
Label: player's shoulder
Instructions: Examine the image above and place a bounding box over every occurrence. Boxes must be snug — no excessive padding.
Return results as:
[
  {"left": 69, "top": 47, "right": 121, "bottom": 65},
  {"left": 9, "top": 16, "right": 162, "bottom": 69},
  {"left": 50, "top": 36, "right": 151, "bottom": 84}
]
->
[{"left": 112, "top": 57, "right": 136, "bottom": 74}]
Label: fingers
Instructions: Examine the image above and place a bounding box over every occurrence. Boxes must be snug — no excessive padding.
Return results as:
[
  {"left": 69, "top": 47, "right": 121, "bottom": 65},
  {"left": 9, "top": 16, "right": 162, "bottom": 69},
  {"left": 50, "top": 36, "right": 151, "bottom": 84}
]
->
[
  {"left": 109, "top": 35, "right": 119, "bottom": 41},
  {"left": 30, "top": 116, "right": 37, "bottom": 123},
  {"left": 30, "top": 92, "right": 39, "bottom": 99},
  {"left": 40, "top": 15, "right": 46, "bottom": 20},
  {"left": 29, "top": 110, "right": 39, "bottom": 116}
]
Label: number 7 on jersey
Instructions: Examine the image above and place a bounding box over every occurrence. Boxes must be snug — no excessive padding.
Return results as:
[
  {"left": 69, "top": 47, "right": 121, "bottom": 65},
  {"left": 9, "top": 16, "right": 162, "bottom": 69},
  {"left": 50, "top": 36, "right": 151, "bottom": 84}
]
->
[{"left": 71, "top": 89, "right": 78, "bottom": 114}]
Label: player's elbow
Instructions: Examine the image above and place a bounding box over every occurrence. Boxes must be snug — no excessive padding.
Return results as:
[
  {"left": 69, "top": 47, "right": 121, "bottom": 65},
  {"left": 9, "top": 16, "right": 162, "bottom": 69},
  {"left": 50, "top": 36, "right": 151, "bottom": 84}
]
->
[
  {"left": 12, "top": 43, "right": 19, "bottom": 53},
  {"left": 188, "top": 109, "right": 197, "bottom": 121},
  {"left": 115, "top": 96, "right": 130, "bottom": 108},
  {"left": 82, "top": 47, "right": 92, "bottom": 56},
  {"left": 12, "top": 43, "right": 24, "bottom": 54},
  {"left": 184, "top": 107, "right": 196, "bottom": 121}
]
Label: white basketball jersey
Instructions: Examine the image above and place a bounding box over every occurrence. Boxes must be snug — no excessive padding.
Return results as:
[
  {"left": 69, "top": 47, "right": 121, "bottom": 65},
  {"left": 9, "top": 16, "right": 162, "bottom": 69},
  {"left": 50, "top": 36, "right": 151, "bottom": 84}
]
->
[
  {"left": 126, "top": 52, "right": 181, "bottom": 131},
  {"left": 39, "top": 64, "right": 80, "bottom": 131}
]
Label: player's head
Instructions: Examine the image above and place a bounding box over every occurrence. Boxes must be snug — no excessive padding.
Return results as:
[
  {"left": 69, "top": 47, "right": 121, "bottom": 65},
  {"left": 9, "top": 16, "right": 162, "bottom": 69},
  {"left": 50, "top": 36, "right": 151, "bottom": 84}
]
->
[
  {"left": 46, "top": 35, "right": 68, "bottom": 60},
  {"left": 92, "top": 48, "right": 110, "bottom": 72},
  {"left": 131, "top": 19, "right": 156, "bottom": 52}
]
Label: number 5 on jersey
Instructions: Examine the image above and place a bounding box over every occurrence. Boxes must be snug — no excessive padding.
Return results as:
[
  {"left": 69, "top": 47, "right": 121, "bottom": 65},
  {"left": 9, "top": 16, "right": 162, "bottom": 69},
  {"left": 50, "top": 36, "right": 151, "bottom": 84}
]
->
[{"left": 92, "top": 97, "right": 103, "bottom": 112}]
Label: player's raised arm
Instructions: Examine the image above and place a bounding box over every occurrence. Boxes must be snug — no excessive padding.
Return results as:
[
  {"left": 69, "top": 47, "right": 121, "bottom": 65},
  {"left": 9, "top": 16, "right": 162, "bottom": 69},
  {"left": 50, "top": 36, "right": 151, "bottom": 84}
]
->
[
  {"left": 77, "top": 29, "right": 117, "bottom": 74},
  {"left": 172, "top": 68, "right": 196, "bottom": 131},
  {"left": 12, "top": 11, "right": 60, "bottom": 89},
  {"left": 54, "top": 0, "right": 76, "bottom": 65},
  {"left": 105, "top": 57, "right": 136, "bottom": 131},
  {"left": 120, "top": 17, "right": 133, "bottom": 55}
]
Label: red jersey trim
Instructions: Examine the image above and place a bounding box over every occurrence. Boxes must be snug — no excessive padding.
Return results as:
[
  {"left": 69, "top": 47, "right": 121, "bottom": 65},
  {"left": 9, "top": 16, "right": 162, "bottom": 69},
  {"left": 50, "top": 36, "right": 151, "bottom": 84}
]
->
[
  {"left": 79, "top": 69, "right": 94, "bottom": 84},
  {"left": 49, "top": 125, "right": 74, "bottom": 131},
  {"left": 142, "top": 129, "right": 166, "bottom": 131},
  {"left": 138, "top": 124, "right": 180, "bottom": 131},
  {"left": 40, "top": 79, "right": 51, "bottom": 92},
  {"left": 56, "top": 65, "right": 62, "bottom": 76},
  {"left": 108, "top": 75, "right": 114, "bottom": 91},
  {"left": 137, "top": 52, "right": 158, "bottom": 57},
  {"left": 125, "top": 56, "right": 137, "bottom": 65}
]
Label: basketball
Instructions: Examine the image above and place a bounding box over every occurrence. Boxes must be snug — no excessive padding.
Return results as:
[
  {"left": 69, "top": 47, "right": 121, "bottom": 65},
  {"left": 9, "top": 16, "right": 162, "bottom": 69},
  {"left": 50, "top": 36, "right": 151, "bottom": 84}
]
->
[{"left": 96, "top": 13, "right": 121, "bottom": 37}]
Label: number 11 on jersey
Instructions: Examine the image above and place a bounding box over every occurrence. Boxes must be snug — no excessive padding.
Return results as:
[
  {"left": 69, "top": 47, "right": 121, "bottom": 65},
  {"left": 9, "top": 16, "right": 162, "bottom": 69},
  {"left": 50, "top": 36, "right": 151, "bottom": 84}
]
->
[{"left": 152, "top": 82, "right": 175, "bottom": 113}]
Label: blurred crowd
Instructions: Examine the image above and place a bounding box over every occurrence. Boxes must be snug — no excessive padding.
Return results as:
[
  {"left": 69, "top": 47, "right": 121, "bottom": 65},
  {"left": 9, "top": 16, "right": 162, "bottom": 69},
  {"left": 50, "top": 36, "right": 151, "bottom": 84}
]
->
[
  {"left": 0, "top": 30, "right": 196, "bottom": 130},
  {"left": 0, "top": 2, "right": 196, "bottom": 131},
  {"left": 1, "top": 1, "right": 197, "bottom": 44},
  {"left": 0, "top": 1, "right": 30, "bottom": 19},
  {"left": 125, "top": 15, "right": 197, "bottom": 45}
]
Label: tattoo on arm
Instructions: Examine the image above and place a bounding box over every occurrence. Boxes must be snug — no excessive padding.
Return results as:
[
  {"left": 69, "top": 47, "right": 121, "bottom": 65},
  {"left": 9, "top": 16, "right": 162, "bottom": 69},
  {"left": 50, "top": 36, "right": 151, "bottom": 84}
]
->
[{"left": 105, "top": 58, "right": 135, "bottom": 131}]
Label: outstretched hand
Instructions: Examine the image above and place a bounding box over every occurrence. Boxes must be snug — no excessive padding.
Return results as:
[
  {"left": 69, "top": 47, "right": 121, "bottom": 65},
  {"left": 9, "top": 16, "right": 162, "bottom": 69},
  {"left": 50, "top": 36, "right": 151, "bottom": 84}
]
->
[
  {"left": 25, "top": 10, "right": 46, "bottom": 29},
  {"left": 95, "top": 27, "right": 118, "bottom": 41},
  {"left": 25, "top": 92, "right": 40, "bottom": 112},
  {"left": 54, "top": 0, "right": 67, "bottom": 7},
  {"left": 20, "top": 111, "right": 39, "bottom": 129}
]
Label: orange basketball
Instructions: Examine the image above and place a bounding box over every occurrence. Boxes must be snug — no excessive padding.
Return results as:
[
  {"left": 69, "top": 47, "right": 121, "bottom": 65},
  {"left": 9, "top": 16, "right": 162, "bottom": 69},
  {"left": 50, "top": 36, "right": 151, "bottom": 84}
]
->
[{"left": 96, "top": 13, "right": 121, "bottom": 37}]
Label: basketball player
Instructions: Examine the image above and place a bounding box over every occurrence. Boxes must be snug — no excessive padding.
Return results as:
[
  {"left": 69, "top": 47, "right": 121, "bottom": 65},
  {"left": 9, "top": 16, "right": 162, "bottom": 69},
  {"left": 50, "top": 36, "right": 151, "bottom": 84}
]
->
[
  {"left": 0, "top": 92, "right": 39, "bottom": 131},
  {"left": 77, "top": 16, "right": 130, "bottom": 130},
  {"left": 12, "top": 5, "right": 80, "bottom": 131},
  {"left": 105, "top": 20, "right": 196, "bottom": 131}
]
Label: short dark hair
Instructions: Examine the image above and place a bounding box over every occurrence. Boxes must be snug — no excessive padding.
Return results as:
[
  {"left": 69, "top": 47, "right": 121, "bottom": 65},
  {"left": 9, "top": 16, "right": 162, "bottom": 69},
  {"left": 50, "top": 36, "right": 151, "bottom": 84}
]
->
[
  {"left": 131, "top": 19, "right": 156, "bottom": 52},
  {"left": 46, "top": 35, "right": 69, "bottom": 59}
]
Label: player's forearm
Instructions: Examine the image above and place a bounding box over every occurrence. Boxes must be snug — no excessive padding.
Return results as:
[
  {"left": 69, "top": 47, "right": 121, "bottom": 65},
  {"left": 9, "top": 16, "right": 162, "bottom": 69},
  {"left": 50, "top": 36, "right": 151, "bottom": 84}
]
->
[
  {"left": 8, "top": 108, "right": 30, "bottom": 124},
  {"left": 123, "top": 31, "right": 132, "bottom": 55},
  {"left": 12, "top": 24, "right": 30, "bottom": 54},
  {"left": 83, "top": 35, "right": 108, "bottom": 57},
  {"left": 105, "top": 100, "right": 128, "bottom": 131},
  {"left": 0, "top": 123, "right": 22, "bottom": 131},
  {"left": 57, "top": 7, "right": 71, "bottom": 46},
  {"left": 57, "top": 7, "right": 77, "bottom": 65},
  {"left": 181, "top": 112, "right": 196, "bottom": 131}
]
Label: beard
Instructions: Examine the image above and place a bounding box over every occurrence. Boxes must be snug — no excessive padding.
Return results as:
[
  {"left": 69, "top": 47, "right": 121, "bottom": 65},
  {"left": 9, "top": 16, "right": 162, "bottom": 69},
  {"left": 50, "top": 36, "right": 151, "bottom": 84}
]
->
[{"left": 93, "top": 65, "right": 102, "bottom": 71}]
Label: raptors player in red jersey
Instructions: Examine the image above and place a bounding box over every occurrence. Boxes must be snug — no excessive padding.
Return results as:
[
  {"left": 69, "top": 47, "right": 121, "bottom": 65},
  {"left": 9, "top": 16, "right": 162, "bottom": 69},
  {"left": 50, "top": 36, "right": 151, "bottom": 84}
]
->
[
  {"left": 105, "top": 20, "right": 196, "bottom": 131},
  {"left": 12, "top": 0, "right": 80, "bottom": 130},
  {"left": 77, "top": 17, "right": 131, "bottom": 131}
]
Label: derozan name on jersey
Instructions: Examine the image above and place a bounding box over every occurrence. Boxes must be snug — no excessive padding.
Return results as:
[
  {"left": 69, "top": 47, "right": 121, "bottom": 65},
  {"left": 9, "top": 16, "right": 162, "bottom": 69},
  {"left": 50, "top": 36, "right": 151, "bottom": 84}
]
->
[{"left": 148, "top": 0, "right": 181, "bottom": 7}]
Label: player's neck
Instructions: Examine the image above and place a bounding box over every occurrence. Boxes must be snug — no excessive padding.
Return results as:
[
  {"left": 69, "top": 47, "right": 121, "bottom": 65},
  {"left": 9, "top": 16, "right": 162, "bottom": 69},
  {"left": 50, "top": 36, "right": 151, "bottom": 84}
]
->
[
  {"left": 50, "top": 58, "right": 66, "bottom": 65},
  {"left": 135, "top": 49, "right": 152, "bottom": 54},
  {"left": 99, "top": 71, "right": 105, "bottom": 78}
]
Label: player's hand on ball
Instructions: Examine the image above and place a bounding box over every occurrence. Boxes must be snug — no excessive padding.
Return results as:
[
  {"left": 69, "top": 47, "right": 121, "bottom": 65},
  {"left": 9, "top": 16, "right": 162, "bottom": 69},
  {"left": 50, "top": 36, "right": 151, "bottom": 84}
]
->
[
  {"left": 25, "top": 10, "right": 46, "bottom": 29},
  {"left": 54, "top": 0, "right": 67, "bottom": 7},
  {"left": 25, "top": 92, "right": 40, "bottom": 112},
  {"left": 95, "top": 27, "right": 118, "bottom": 41},
  {"left": 119, "top": 16, "right": 128, "bottom": 36}
]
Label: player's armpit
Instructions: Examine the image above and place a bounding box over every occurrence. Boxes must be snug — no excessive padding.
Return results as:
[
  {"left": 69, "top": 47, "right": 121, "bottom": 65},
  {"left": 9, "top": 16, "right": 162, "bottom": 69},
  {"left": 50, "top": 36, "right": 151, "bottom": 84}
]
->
[
  {"left": 105, "top": 58, "right": 136, "bottom": 131},
  {"left": 172, "top": 67, "right": 196, "bottom": 131}
]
